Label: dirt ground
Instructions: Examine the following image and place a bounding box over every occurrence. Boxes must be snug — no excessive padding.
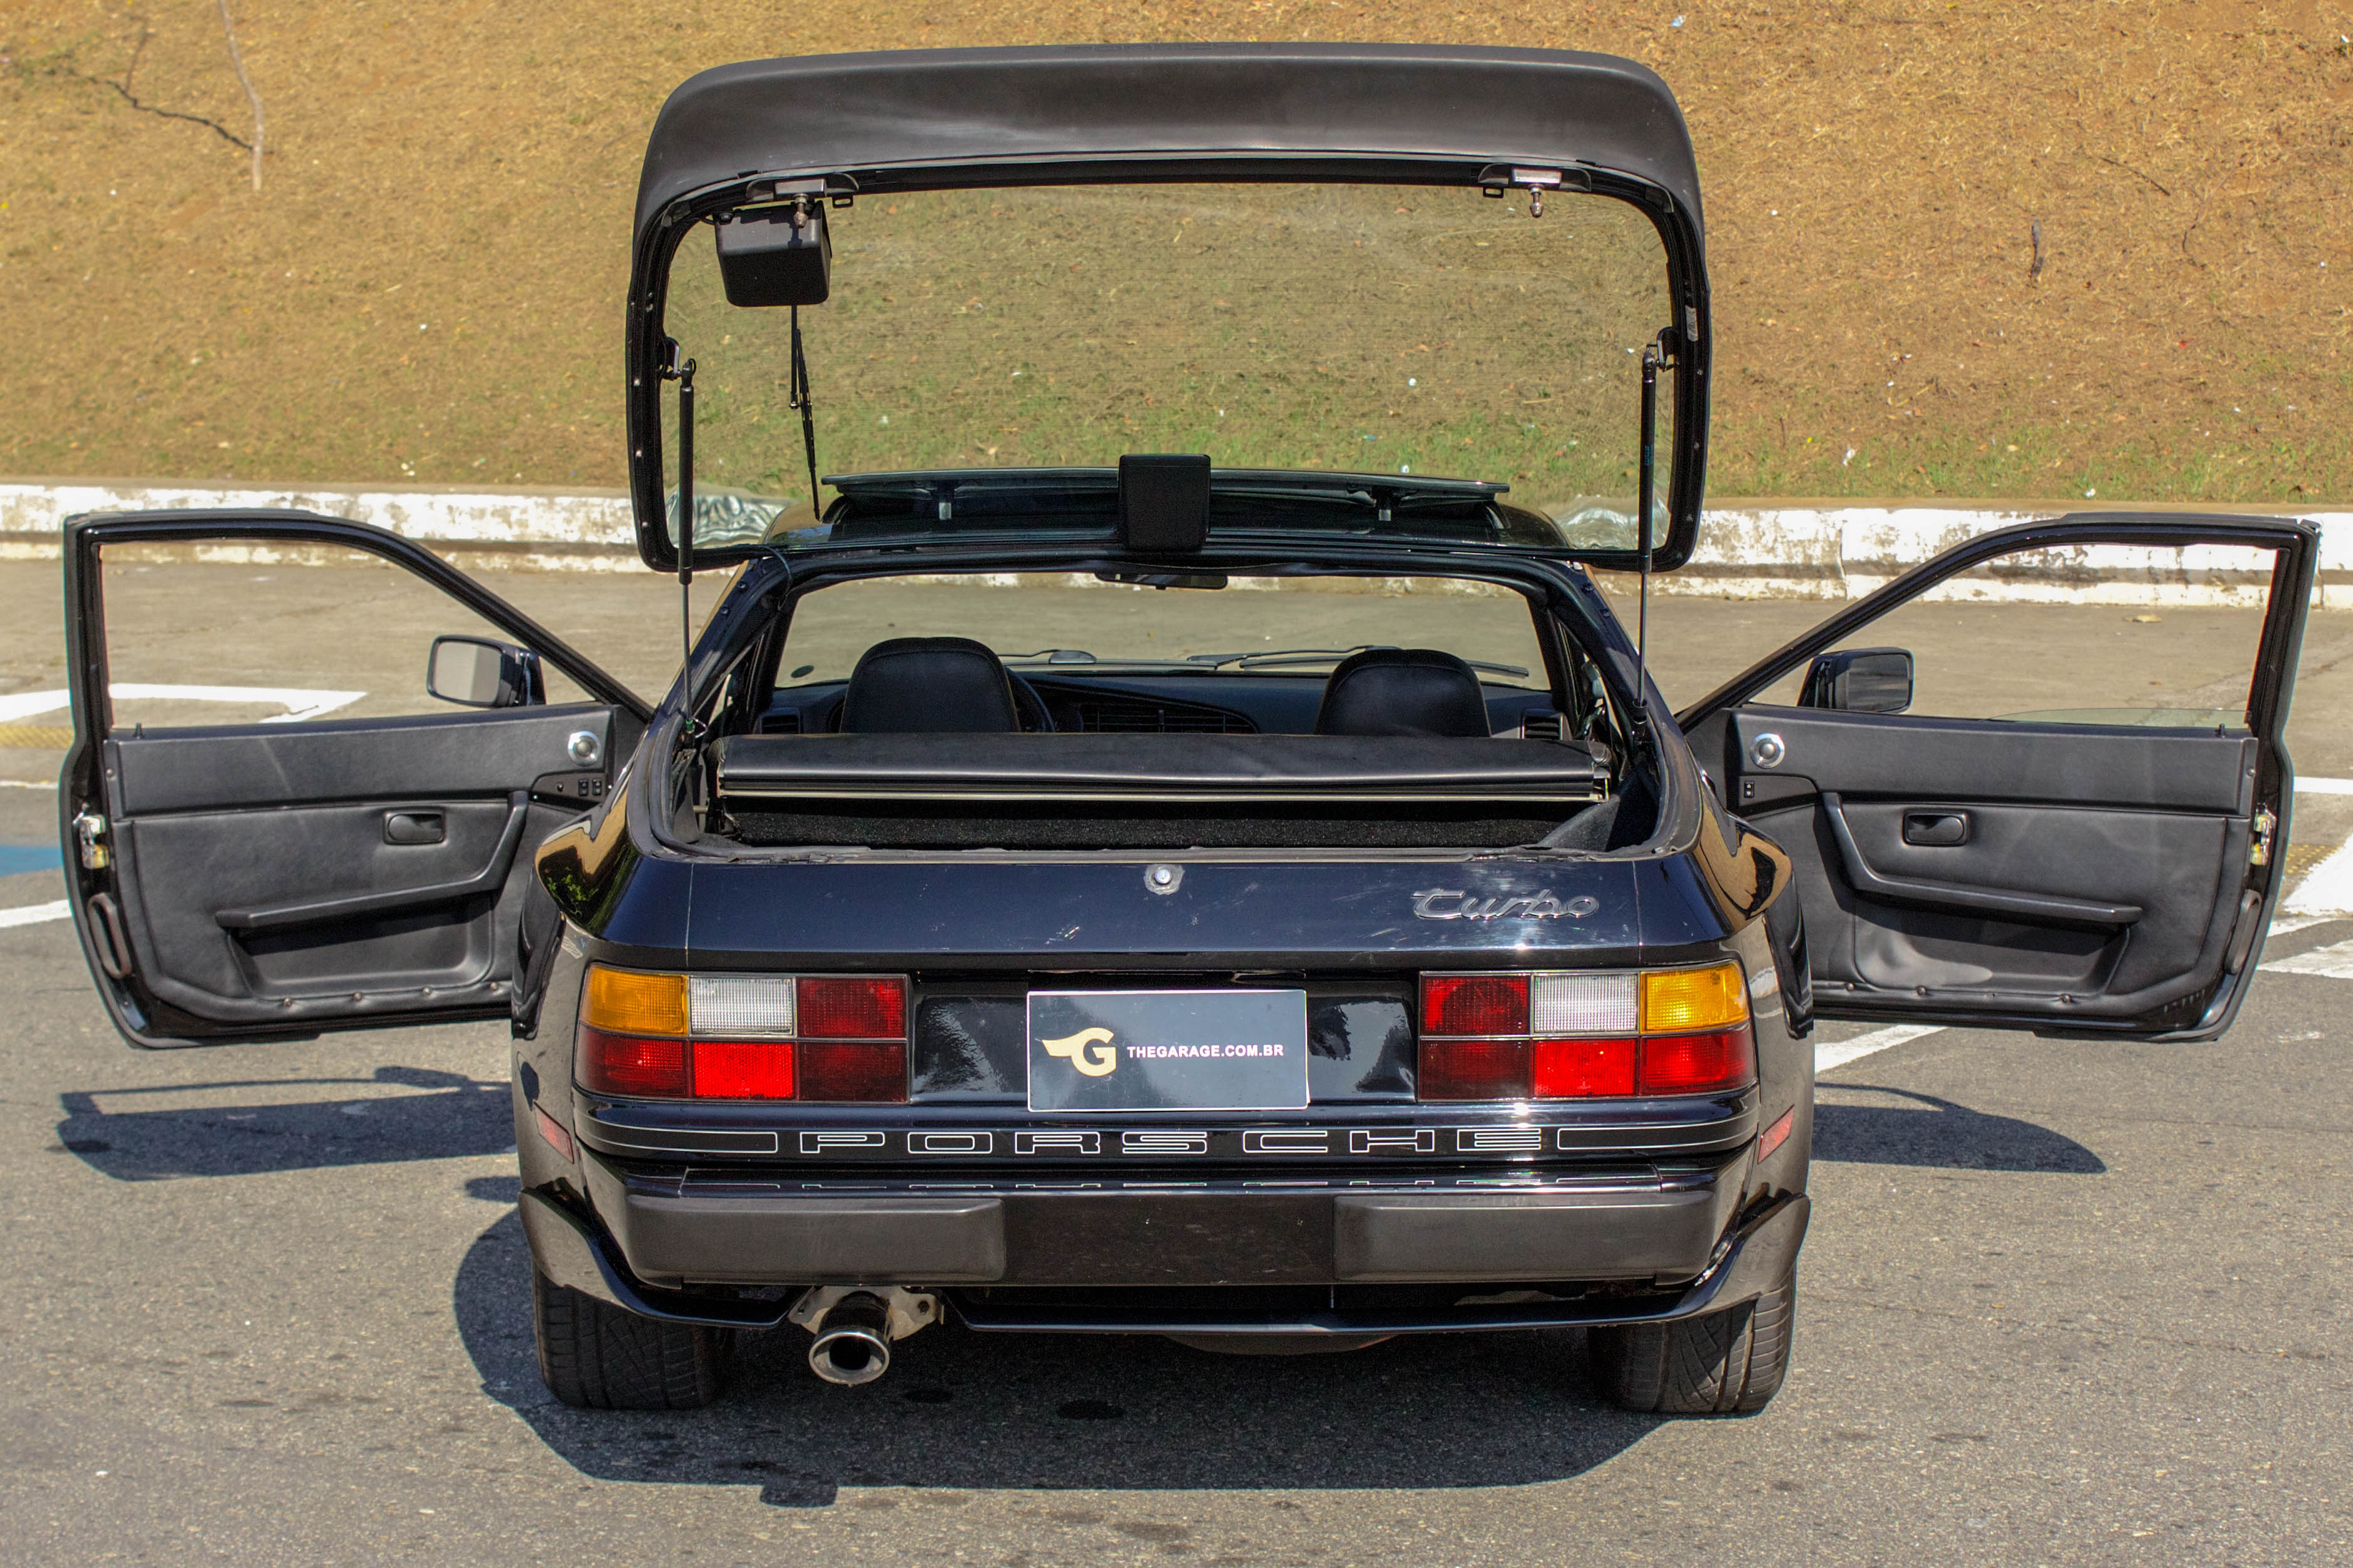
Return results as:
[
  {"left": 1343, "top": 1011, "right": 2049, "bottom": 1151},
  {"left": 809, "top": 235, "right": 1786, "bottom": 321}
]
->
[{"left": 1, "top": 3, "right": 2347, "bottom": 503}]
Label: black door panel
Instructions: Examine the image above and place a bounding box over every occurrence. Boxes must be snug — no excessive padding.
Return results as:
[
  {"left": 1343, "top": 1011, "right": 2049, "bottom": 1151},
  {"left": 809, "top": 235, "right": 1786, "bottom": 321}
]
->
[
  {"left": 119, "top": 799, "right": 531, "bottom": 999},
  {"left": 102, "top": 706, "right": 612, "bottom": 1029},
  {"left": 1728, "top": 707, "right": 2253, "bottom": 813},
  {"left": 1746, "top": 784, "right": 2242, "bottom": 1016},
  {"left": 111, "top": 706, "right": 610, "bottom": 814},
  {"left": 63, "top": 512, "right": 648, "bottom": 1048},
  {"left": 1681, "top": 515, "right": 2316, "bottom": 1041}
]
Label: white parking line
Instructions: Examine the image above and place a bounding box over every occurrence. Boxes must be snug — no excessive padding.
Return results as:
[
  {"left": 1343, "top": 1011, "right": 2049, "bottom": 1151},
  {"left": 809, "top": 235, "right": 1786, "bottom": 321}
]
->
[
  {"left": 1816, "top": 1024, "right": 1943, "bottom": 1075},
  {"left": 2285, "top": 832, "right": 2353, "bottom": 917},
  {"left": 2266, "top": 938, "right": 2353, "bottom": 980},
  {"left": 0, "top": 685, "right": 365, "bottom": 725},
  {"left": 0, "top": 900, "right": 70, "bottom": 929}
]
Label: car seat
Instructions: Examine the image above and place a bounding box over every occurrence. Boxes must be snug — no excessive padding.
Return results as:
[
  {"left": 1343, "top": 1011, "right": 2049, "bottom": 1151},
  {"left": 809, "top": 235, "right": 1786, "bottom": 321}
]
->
[
  {"left": 1312, "top": 648, "right": 1493, "bottom": 738},
  {"left": 838, "top": 636, "right": 1021, "bottom": 733}
]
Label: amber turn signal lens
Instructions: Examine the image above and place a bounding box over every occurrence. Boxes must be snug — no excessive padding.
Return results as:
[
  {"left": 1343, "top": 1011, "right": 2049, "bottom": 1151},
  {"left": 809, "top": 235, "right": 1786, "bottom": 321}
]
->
[
  {"left": 583, "top": 966, "right": 689, "bottom": 1037},
  {"left": 1639, "top": 962, "right": 1749, "bottom": 1034}
]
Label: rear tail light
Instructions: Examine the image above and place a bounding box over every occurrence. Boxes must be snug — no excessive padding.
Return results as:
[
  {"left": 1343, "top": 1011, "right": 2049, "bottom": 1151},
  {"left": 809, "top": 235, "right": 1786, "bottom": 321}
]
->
[
  {"left": 1530, "top": 1036, "right": 1638, "bottom": 1098},
  {"left": 796, "top": 976, "right": 907, "bottom": 1039},
  {"left": 1416, "top": 1037, "right": 1529, "bottom": 1101},
  {"left": 578, "top": 967, "right": 908, "bottom": 1102},
  {"left": 579, "top": 1027, "right": 689, "bottom": 1097},
  {"left": 688, "top": 1039, "right": 798, "bottom": 1100},
  {"left": 1636, "top": 1028, "right": 1757, "bottom": 1095},
  {"left": 1419, "top": 961, "right": 1754, "bottom": 1102},
  {"left": 796, "top": 1040, "right": 909, "bottom": 1102},
  {"left": 1421, "top": 974, "right": 1529, "bottom": 1038}
]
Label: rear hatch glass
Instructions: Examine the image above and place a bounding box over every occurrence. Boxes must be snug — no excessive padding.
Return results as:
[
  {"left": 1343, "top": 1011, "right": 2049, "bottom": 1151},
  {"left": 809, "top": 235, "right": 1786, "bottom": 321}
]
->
[{"left": 657, "top": 181, "right": 1676, "bottom": 558}]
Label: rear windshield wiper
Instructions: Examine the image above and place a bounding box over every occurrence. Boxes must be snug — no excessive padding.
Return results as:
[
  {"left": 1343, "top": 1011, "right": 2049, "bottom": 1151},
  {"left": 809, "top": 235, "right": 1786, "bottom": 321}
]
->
[{"left": 1188, "top": 645, "right": 1530, "bottom": 678}]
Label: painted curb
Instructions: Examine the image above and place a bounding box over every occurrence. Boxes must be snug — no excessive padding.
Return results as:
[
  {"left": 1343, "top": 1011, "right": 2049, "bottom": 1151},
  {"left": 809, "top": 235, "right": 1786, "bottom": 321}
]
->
[{"left": 3, "top": 478, "right": 2347, "bottom": 603}]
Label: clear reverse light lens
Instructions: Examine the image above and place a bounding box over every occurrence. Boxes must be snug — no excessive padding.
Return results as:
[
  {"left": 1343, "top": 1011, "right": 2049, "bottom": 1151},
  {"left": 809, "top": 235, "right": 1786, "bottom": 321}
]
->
[
  {"left": 1529, "top": 973, "right": 1638, "bottom": 1035},
  {"left": 688, "top": 975, "right": 796, "bottom": 1038}
]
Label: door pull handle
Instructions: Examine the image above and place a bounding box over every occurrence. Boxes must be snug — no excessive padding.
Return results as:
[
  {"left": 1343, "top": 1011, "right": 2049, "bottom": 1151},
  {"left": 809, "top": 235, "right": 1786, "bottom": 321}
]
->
[
  {"left": 384, "top": 810, "right": 447, "bottom": 845},
  {"left": 1901, "top": 811, "right": 1970, "bottom": 847}
]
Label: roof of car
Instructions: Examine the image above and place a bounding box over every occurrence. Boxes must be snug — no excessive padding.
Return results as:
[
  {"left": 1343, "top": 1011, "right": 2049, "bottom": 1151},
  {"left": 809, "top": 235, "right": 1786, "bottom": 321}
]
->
[{"left": 634, "top": 43, "right": 1702, "bottom": 238}]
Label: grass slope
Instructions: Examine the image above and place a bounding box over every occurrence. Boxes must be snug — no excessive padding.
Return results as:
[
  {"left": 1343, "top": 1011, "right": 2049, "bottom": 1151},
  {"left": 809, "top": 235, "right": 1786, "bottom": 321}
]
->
[{"left": 1, "top": 1, "right": 2347, "bottom": 503}]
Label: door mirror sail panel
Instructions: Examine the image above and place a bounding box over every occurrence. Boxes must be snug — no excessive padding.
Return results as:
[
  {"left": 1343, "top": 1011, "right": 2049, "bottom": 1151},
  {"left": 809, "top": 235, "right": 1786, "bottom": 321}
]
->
[
  {"left": 1117, "top": 454, "right": 1211, "bottom": 553},
  {"left": 1799, "top": 647, "right": 1913, "bottom": 713},
  {"left": 428, "top": 636, "right": 544, "bottom": 709}
]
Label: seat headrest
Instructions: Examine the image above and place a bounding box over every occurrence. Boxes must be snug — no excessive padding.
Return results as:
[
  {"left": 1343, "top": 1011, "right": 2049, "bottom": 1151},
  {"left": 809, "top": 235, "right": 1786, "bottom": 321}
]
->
[
  {"left": 1313, "top": 648, "right": 1493, "bottom": 739},
  {"left": 839, "top": 636, "right": 1020, "bottom": 734}
]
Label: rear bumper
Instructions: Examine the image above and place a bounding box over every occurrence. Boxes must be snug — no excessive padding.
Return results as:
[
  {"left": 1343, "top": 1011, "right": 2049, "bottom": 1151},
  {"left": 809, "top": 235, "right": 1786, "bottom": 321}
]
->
[{"left": 521, "top": 1148, "right": 1799, "bottom": 1334}]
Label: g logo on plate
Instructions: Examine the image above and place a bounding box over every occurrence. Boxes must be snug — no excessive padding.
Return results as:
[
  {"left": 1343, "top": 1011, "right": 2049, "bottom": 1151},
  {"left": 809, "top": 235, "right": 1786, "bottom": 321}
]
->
[{"left": 1040, "top": 1027, "right": 1119, "bottom": 1077}]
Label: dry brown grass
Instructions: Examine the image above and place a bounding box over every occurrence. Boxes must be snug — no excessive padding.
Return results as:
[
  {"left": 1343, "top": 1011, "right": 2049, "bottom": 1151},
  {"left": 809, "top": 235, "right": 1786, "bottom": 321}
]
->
[{"left": 1, "top": 1, "right": 2347, "bottom": 502}]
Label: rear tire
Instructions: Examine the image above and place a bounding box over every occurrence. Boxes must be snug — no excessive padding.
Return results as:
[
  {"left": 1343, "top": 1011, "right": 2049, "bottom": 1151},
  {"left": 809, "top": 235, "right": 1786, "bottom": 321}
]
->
[
  {"left": 532, "top": 1270, "right": 732, "bottom": 1409},
  {"left": 1587, "top": 1267, "right": 1795, "bottom": 1415}
]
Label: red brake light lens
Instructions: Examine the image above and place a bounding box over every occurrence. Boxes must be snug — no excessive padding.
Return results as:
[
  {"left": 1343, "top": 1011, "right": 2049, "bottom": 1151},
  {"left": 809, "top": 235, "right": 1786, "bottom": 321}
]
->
[
  {"left": 1421, "top": 975, "right": 1529, "bottom": 1038},
  {"left": 796, "top": 1041, "right": 909, "bottom": 1102},
  {"left": 578, "top": 1026, "right": 689, "bottom": 1097},
  {"left": 1637, "top": 1028, "right": 1758, "bottom": 1095},
  {"left": 1418, "top": 1038, "right": 1530, "bottom": 1101},
  {"left": 1531, "top": 1038, "right": 1639, "bottom": 1098},
  {"left": 689, "top": 1040, "right": 798, "bottom": 1100},
  {"left": 796, "top": 977, "right": 907, "bottom": 1039}
]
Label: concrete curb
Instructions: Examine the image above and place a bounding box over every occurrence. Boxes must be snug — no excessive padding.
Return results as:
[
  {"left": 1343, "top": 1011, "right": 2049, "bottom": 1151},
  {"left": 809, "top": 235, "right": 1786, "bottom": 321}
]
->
[{"left": 4, "top": 478, "right": 2347, "bottom": 604}]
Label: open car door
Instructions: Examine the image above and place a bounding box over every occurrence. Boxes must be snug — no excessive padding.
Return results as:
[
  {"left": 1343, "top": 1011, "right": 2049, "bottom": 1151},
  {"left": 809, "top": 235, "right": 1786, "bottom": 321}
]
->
[
  {"left": 1679, "top": 514, "right": 2317, "bottom": 1042},
  {"left": 60, "top": 511, "right": 651, "bottom": 1048}
]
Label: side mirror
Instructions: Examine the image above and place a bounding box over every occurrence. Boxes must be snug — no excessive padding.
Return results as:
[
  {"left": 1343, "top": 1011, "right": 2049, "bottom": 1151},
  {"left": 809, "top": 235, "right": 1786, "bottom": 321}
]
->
[
  {"left": 1798, "top": 646, "right": 1913, "bottom": 713},
  {"left": 426, "top": 635, "right": 544, "bottom": 709}
]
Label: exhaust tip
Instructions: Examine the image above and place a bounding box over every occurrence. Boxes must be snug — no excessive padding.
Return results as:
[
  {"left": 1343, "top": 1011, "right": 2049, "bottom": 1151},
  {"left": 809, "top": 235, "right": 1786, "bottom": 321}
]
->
[{"left": 809, "top": 1326, "right": 891, "bottom": 1386}]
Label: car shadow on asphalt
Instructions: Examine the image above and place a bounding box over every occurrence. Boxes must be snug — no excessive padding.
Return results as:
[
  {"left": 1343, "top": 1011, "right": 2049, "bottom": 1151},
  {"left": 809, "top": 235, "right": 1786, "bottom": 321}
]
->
[
  {"left": 1812, "top": 1085, "right": 2105, "bottom": 1173},
  {"left": 50, "top": 1065, "right": 510, "bottom": 1180},
  {"left": 449, "top": 1178, "right": 1664, "bottom": 1502}
]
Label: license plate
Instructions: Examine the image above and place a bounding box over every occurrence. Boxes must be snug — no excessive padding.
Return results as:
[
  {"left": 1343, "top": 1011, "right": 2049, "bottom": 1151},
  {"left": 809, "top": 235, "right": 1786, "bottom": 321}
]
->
[{"left": 1026, "top": 989, "right": 1310, "bottom": 1112}]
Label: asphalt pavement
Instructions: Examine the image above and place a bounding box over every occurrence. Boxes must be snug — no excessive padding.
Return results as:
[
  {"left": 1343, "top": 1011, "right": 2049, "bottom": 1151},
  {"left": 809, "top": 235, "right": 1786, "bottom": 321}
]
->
[{"left": 1, "top": 559, "right": 2349, "bottom": 1564}]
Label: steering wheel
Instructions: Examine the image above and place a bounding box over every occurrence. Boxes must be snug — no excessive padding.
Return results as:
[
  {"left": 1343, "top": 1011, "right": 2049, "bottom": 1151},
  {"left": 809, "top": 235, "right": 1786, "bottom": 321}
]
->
[{"left": 1008, "top": 672, "right": 1059, "bottom": 733}]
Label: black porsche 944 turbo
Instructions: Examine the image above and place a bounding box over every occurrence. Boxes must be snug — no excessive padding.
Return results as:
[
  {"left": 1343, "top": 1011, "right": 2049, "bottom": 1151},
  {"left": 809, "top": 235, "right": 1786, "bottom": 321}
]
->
[{"left": 58, "top": 45, "right": 2315, "bottom": 1414}]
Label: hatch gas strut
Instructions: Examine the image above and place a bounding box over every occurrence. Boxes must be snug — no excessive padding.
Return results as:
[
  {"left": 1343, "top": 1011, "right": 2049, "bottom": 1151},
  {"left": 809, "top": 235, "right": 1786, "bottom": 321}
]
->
[
  {"left": 1633, "top": 329, "right": 1671, "bottom": 722},
  {"left": 662, "top": 338, "right": 698, "bottom": 726}
]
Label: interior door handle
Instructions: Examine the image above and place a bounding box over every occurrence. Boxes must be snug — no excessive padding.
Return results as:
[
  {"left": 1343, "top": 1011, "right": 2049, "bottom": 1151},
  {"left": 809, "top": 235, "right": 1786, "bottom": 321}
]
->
[
  {"left": 384, "top": 809, "right": 447, "bottom": 845},
  {"left": 1902, "top": 810, "right": 1969, "bottom": 847},
  {"left": 216, "top": 792, "right": 533, "bottom": 932},
  {"left": 1821, "top": 793, "right": 2142, "bottom": 927}
]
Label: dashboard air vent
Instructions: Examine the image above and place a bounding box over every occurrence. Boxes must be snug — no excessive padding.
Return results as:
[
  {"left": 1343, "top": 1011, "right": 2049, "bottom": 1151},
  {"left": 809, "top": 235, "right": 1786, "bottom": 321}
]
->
[{"left": 1073, "top": 698, "right": 1254, "bottom": 735}]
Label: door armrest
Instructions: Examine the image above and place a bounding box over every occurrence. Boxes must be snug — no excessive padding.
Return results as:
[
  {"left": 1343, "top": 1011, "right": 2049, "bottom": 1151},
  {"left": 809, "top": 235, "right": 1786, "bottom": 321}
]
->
[{"left": 1821, "top": 792, "right": 2142, "bottom": 927}]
